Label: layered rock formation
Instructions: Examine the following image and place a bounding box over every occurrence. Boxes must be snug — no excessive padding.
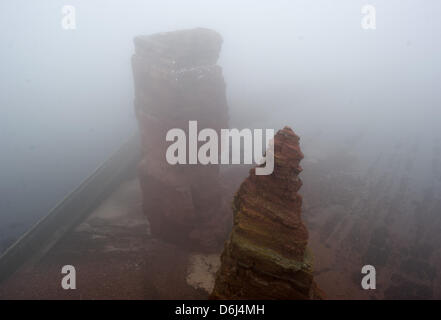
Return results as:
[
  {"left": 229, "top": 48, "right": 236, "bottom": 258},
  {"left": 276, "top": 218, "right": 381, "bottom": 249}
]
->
[
  {"left": 132, "top": 28, "right": 230, "bottom": 251},
  {"left": 211, "top": 127, "right": 324, "bottom": 299},
  {"left": 300, "top": 130, "right": 441, "bottom": 299}
]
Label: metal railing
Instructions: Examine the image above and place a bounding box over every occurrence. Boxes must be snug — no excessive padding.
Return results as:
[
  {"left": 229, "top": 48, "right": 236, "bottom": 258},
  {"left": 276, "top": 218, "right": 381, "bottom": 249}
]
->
[{"left": 0, "top": 133, "right": 141, "bottom": 284}]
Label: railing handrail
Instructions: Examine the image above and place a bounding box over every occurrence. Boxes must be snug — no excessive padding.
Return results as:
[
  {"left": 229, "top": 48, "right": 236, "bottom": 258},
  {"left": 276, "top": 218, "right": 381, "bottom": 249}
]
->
[{"left": 0, "top": 132, "right": 141, "bottom": 284}]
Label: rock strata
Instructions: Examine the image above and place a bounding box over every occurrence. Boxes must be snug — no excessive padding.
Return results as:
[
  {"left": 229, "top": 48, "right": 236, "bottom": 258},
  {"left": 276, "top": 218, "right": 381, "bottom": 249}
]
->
[
  {"left": 132, "top": 28, "right": 230, "bottom": 251},
  {"left": 211, "top": 127, "right": 324, "bottom": 299}
]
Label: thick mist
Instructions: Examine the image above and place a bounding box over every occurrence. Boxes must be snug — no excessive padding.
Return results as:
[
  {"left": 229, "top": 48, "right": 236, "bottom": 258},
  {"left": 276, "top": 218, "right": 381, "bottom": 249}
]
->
[{"left": 1, "top": 0, "right": 440, "bottom": 252}]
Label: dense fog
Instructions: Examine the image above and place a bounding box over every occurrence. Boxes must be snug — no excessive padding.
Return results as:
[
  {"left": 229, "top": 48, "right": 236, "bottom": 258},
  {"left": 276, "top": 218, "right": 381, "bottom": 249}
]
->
[{"left": 1, "top": 0, "right": 440, "bottom": 253}]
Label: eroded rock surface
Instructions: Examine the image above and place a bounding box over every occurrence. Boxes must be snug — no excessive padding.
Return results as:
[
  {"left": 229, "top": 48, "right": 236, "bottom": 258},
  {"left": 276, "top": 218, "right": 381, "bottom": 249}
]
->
[
  {"left": 211, "top": 127, "right": 324, "bottom": 299},
  {"left": 132, "top": 28, "right": 230, "bottom": 251}
]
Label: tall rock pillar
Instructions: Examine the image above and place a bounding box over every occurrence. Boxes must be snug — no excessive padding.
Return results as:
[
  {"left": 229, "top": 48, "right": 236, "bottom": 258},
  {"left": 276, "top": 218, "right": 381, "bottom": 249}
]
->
[
  {"left": 211, "top": 127, "right": 324, "bottom": 299},
  {"left": 132, "top": 28, "right": 229, "bottom": 251}
]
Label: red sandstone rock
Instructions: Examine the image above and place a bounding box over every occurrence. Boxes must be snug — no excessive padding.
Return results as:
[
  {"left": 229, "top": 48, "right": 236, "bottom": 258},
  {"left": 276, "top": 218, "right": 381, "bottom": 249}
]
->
[
  {"left": 211, "top": 127, "right": 324, "bottom": 299},
  {"left": 132, "top": 28, "right": 230, "bottom": 251}
]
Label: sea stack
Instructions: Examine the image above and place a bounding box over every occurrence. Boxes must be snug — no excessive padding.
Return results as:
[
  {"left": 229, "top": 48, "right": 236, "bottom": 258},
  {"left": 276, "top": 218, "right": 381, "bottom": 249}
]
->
[
  {"left": 211, "top": 127, "right": 324, "bottom": 299},
  {"left": 132, "top": 28, "right": 230, "bottom": 251}
]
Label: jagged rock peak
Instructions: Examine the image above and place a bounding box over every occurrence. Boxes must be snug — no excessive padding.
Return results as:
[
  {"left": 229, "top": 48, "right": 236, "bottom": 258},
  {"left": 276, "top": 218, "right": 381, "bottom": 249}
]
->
[{"left": 211, "top": 126, "right": 324, "bottom": 299}]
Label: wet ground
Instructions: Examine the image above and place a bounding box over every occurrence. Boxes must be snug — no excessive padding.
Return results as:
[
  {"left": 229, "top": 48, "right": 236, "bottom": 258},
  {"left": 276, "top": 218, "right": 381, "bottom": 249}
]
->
[
  {"left": 0, "top": 179, "right": 220, "bottom": 299},
  {"left": 1, "top": 121, "right": 440, "bottom": 299},
  {"left": 301, "top": 121, "right": 441, "bottom": 299}
]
